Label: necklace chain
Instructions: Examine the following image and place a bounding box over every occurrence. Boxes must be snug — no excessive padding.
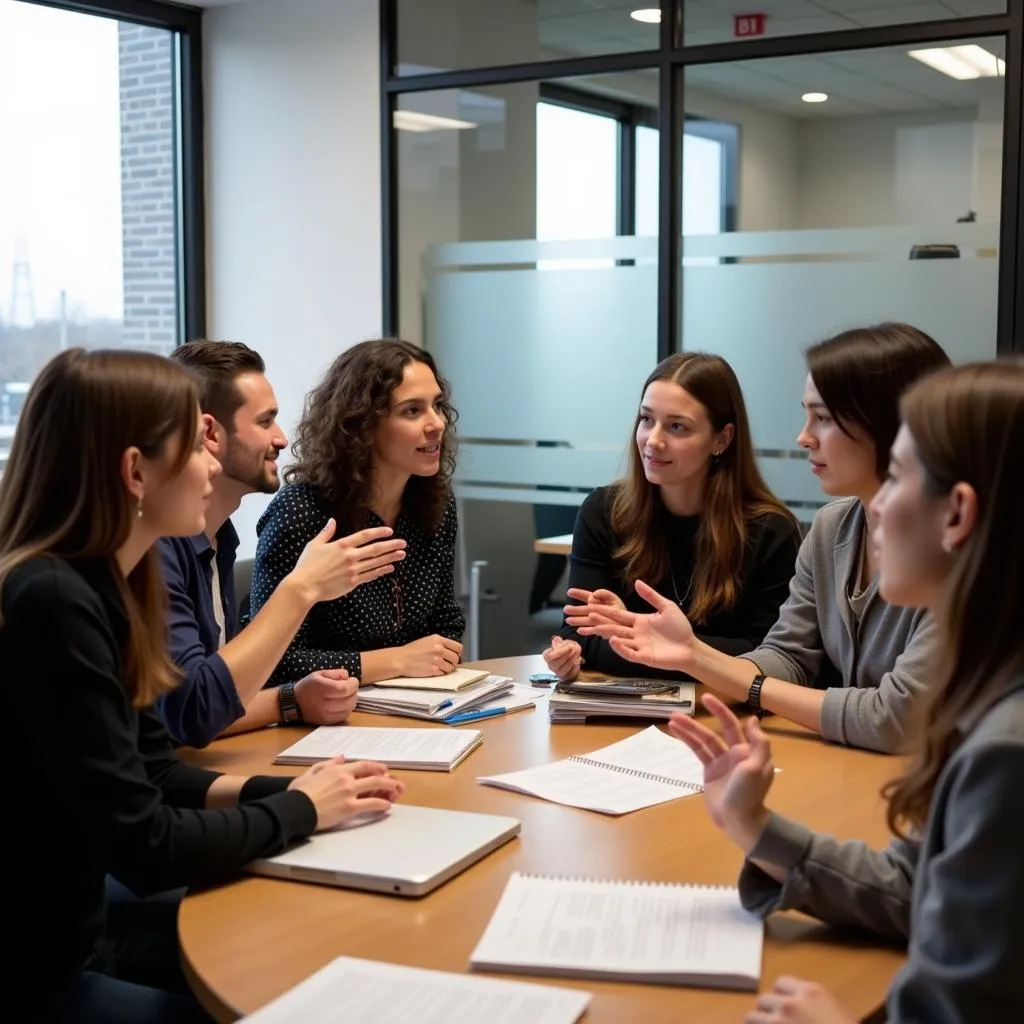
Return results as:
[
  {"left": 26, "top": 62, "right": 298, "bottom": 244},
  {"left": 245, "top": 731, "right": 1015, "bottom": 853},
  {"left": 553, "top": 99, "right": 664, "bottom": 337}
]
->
[{"left": 668, "top": 562, "right": 695, "bottom": 610}]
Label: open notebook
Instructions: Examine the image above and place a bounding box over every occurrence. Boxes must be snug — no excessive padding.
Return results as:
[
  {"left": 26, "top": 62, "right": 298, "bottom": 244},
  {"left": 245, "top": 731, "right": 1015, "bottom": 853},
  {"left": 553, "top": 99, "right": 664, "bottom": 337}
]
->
[
  {"left": 478, "top": 725, "right": 704, "bottom": 814},
  {"left": 240, "top": 956, "right": 591, "bottom": 1024},
  {"left": 471, "top": 873, "right": 763, "bottom": 992},
  {"left": 275, "top": 726, "right": 482, "bottom": 771}
]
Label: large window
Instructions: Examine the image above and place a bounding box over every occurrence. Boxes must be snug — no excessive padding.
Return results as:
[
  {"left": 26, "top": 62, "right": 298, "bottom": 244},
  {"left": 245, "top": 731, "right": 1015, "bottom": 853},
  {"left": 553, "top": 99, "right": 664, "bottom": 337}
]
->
[{"left": 0, "top": 0, "right": 193, "bottom": 465}]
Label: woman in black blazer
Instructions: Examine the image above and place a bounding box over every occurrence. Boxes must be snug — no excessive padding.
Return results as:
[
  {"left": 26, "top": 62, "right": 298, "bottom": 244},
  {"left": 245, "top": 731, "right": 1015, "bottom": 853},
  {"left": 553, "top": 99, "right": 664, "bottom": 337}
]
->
[{"left": 0, "top": 349, "right": 403, "bottom": 1023}]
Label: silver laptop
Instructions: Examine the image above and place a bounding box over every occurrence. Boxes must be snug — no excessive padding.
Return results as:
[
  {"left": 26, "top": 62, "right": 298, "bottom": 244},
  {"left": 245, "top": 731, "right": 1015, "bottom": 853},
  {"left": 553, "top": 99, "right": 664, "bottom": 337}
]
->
[{"left": 246, "top": 804, "right": 521, "bottom": 897}]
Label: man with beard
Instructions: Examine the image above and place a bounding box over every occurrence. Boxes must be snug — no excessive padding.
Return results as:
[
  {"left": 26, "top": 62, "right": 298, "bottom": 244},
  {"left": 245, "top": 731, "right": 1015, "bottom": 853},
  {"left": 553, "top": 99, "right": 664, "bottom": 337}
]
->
[{"left": 156, "top": 340, "right": 407, "bottom": 747}]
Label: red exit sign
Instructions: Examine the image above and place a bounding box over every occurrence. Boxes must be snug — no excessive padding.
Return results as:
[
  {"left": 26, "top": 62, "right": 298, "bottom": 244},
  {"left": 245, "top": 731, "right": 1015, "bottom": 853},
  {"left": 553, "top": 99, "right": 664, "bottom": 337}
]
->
[{"left": 734, "top": 13, "right": 766, "bottom": 37}]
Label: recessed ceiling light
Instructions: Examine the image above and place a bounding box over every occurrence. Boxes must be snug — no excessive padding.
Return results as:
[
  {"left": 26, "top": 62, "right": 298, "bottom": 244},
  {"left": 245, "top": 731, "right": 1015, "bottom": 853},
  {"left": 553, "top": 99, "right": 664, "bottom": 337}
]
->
[
  {"left": 802, "top": 92, "right": 828, "bottom": 103},
  {"left": 908, "top": 45, "right": 1005, "bottom": 80},
  {"left": 393, "top": 110, "right": 478, "bottom": 132},
  {"left": 630, "top": 8, "right": 661, "bottom": 24}
]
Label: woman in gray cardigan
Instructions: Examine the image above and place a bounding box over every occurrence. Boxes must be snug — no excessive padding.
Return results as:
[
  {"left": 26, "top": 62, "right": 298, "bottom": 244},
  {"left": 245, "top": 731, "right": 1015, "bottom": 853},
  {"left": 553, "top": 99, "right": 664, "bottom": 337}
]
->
[
  {"left": 567, "top": 323, "right": 950, "bottom": 753},
  {"left": 669, "top": 361, "right": 1024, "bottom": 1023}
]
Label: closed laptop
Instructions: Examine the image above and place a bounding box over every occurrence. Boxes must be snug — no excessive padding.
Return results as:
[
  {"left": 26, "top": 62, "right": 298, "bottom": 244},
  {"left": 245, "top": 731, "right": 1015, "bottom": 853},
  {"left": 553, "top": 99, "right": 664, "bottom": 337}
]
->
[{"left": 246, "top": 804, "right": 521, "bottom": 897}]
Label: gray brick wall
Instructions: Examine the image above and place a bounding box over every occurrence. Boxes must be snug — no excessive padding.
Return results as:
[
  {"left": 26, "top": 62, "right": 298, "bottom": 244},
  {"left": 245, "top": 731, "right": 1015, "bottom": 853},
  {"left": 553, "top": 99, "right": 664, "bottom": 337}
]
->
[{"left": 118, "top": 22, "right": 178, "bottom": 352}]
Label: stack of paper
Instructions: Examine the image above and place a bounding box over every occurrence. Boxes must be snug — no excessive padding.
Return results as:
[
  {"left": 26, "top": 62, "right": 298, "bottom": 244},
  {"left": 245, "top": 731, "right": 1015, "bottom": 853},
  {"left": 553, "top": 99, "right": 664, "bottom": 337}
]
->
[
  {"left": 369, "top": 667, "right": 491, "bottom": 692},
  {"left": 356, "top": 674, "right": 517, "bottom": 723},
  {"left": 478, "top": 725, "right": 704, "bottom": 814},
  {"left": 549, "top": 680, "right": 695, "bottom": 723},
  {"left": 240, "top": 956, "right": 591, "bottom": 1024},
  {"left": 471, "top": 873, "right": 763, "bottom": 991},
  {"left": 275, "top": 725, "right": 483, "bottom": 772}
]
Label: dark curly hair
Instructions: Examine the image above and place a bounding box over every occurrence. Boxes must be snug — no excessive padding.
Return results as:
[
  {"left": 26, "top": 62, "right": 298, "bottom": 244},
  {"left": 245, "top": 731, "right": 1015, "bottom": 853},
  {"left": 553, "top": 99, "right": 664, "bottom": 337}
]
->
[{"left": 284, "top": 339, "right": 458, "bottom": 534}]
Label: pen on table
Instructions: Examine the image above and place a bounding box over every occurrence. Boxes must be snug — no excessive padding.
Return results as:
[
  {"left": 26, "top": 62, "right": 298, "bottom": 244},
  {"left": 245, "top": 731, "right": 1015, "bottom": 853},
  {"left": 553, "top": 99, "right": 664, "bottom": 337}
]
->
[{"left": 445, "top": 707, "right": 506, "bottom": 725}]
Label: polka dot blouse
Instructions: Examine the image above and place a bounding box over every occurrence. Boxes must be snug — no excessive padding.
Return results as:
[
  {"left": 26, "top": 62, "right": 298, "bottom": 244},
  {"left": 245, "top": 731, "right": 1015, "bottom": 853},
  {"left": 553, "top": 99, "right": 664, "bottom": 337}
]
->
[{"left": 251, "top": 483, "right": 466, "bottom": 685}]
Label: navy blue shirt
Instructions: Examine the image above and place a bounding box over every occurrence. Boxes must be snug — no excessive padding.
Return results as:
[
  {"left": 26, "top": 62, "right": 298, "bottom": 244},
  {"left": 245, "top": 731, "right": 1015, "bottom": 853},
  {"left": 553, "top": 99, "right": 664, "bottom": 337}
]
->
[{"left": 156, "top": 521, "right": 243, "bottom": 748}]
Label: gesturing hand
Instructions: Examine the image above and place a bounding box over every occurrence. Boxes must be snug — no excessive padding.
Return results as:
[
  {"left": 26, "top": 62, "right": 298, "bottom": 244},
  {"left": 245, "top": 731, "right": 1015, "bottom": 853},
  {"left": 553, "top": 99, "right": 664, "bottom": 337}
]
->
[
  {"left": 667, "top": 693, "right": 774, "bottom": 853},
  {"left": 397, "top": 634, "right": 463, "bottom": 677},
  {"left": 542, "top": 636, "right": 582, "bottom": 681},
  {"left": 564, "top": 579, "right": 697, "bottom": 673},
  {"left": 566, "top": 587, "right": 626, "bottom": 613},
  {"left": 744, "top": 977, "right": 856, "bottom": 1024},
  {"left": 292, "top": 519, "right": 407, "bottom": 604},
  {"left": 294, "top": 668, "right": 359, "bottom": 724},
  {"left": 289, "top": 757, "right": 404, "bottom": 832}
]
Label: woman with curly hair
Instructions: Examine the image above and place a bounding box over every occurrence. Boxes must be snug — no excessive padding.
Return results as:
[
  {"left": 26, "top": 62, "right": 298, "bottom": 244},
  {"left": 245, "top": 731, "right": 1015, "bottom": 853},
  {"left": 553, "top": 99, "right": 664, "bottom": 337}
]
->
[{"left": 250, "top": 339, "right": 465, "bottom": 686}]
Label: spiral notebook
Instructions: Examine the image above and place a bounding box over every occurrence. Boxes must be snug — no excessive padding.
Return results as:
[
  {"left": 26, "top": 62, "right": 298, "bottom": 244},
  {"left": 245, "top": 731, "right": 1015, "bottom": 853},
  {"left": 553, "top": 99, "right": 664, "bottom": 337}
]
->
[
  {"left": 477, "top": 725, "right": 703, "bottom": 815},
  {"left": 471, "top": 873, "right": 763, "bottom": 991}
]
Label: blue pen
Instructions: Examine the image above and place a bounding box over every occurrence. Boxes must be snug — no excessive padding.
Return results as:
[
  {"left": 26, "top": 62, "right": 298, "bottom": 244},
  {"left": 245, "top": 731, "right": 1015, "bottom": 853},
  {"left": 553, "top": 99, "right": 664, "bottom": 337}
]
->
[
  {"left": 436, "top": 699, "right": 454, "bottom": 712},
  {"left": 445, "top": 706, "right": 506, "bottom": 725}
]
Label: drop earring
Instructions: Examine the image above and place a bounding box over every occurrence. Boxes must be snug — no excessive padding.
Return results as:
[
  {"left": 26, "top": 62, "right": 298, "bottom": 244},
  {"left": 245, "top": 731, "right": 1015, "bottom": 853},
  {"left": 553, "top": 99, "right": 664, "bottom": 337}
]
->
[
  {"left": 136, "top": 497, "right": 144, "bottom": 520},
  {"left": 942, "top": 539, "right": 953, "bottom": 554}
]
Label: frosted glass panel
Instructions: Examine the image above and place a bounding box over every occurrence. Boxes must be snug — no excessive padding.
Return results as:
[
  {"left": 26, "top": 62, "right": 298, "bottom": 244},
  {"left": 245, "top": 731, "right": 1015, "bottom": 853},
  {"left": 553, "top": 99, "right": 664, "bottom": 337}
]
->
[
  {"left": 423, "top": 237, "right": 656, "bottom": 504},
  {"left": 686, "top": 222, "right": 998, "bottom": 512},
  {"left": 683, "top": 222, "right": 999, "bottom": 470}
]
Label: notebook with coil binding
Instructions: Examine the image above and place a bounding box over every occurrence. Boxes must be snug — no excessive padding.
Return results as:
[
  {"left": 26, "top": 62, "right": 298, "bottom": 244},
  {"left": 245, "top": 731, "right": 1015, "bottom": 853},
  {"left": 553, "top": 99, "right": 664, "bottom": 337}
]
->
[
  {"left": 471, "top": 872, "right": 763, "bottom": 991},
  {"left": 477, "top": 725, "right": 705, "bottom": 815}
]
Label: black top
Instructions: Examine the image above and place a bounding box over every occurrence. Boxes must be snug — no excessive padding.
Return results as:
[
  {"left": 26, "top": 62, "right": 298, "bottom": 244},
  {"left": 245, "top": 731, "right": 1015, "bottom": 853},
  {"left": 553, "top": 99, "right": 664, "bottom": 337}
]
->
[
  {"left": 560, "top": 486, "right": 801, "bottom": 678},
  {"left": 251, "top": 484, "right": 466, "bottom": 686},
  {"left": 2, "top": 554, "right": 317, "bottom": 986}
]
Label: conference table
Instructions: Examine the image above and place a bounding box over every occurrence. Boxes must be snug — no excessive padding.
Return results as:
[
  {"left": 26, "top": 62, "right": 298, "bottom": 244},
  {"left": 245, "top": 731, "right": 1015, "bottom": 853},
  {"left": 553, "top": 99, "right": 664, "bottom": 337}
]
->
[
  {"left": 533, "top": 533, "right": 574, "bottom": 556},
  {"left": 178, "top": 655, "right": 905, "bottom": 1023}
]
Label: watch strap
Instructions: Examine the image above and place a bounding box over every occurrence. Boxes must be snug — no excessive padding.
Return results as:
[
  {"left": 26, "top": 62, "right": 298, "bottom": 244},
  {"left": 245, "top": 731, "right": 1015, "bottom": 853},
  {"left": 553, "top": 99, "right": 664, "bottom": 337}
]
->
[
  {"left": 746, "top": 671, "right": 769, "bottom": 718},
  {"left": 278, "top": 681, "right": 302, "bottom": 724}
]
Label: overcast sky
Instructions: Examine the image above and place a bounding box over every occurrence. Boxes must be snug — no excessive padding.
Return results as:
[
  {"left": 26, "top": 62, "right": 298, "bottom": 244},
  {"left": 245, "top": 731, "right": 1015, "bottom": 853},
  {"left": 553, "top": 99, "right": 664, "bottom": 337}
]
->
[{"left": 0, "top": 0, "right": 123, "bottom": 323}]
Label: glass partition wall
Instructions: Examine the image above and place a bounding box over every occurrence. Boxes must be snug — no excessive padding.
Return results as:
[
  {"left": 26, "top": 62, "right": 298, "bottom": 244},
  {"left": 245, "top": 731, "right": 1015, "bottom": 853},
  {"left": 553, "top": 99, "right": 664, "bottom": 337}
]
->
[{"left": 382, "top": 0, "right": 1023, "bottom": 658}]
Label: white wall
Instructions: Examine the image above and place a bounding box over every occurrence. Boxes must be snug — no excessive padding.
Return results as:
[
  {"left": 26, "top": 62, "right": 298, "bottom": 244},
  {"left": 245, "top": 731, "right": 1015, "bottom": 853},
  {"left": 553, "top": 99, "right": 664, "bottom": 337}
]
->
[{"left": 204, "top": 0, "right": 382, "bottom": 557}]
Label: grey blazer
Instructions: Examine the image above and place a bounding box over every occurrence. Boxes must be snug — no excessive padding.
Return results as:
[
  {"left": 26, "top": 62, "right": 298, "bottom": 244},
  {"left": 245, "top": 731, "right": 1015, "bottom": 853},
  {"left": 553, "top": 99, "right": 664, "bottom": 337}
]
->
[
  {"left": 740, "top": 682, "right": 1024, "bottom": 1022},
  {"left": 745, "top": 497, "right": 936, "bottom": 752}
]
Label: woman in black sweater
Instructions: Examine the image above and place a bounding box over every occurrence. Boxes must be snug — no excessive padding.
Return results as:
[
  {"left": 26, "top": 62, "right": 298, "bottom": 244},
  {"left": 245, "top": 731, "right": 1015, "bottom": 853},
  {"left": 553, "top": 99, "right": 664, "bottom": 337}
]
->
[
  {"left": 544, "top": 352, "right": 800, "bottom": 681},
  {"left": 1, "top": 350, "right": 403, "bottom": 1023}
]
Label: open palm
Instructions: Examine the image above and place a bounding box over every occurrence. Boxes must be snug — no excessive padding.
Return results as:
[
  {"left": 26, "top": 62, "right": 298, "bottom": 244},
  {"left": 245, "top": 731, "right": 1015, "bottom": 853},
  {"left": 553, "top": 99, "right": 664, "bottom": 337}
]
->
[
  {"left": 667, "top": 694, "right": 775, "bottom": 836},
  {"left": 564, "top": 579, "right": 696, "bottom": 672}
]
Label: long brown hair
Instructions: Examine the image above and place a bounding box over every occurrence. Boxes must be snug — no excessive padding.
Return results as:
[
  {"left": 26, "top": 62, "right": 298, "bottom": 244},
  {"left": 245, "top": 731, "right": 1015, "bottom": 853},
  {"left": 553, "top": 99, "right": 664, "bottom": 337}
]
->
[
  {"left": 885, "top": 362, "right": 1024, "bottom": 838},
  {"left": 285, "top": 339, "right": 458, "bottom": 534},
  {"left": 610, "top": 352, "right": 796, "bottom": 623},
  {"left": 0, "top": 349, "right": 199, "bottom": 707},
  {"left": 806, "top": 323, "right": 950, "bottom": 479}
]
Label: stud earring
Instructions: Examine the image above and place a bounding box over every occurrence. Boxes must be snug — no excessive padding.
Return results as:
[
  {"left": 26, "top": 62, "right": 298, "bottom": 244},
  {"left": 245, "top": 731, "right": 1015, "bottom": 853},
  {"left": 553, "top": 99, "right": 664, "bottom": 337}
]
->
[{"left": 942, "top": 539, "right": 953, "bottom": 554}]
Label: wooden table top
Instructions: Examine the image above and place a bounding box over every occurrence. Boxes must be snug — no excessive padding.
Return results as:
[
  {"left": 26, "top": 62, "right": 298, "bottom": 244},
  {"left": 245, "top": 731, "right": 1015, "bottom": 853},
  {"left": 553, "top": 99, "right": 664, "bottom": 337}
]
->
[
  {"left": 533, "top": 534, "right": 573, "bottom": 556},
  {"left": 178, "top": 655, "right": 905, "bottom": 1023}
]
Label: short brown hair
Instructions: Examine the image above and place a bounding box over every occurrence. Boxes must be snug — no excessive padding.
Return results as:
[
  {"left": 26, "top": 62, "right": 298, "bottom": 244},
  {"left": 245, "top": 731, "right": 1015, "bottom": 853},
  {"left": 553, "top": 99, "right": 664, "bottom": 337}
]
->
[
  {"left": 285, "top": 339, "right": 457, "bottom": 535},
  {"left": 806, "top": 323, "right": 950, "bottom": 480},
  {"left": 171, "top": 339, "right": 265, "bottom": 430}
]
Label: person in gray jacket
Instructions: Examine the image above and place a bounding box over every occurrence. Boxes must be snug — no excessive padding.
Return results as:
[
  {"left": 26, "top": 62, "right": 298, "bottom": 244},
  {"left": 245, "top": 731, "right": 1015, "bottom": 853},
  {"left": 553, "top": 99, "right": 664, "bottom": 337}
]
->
[
  {"left": 567, "top": 323, "right": 950, "bottom": 753},
  {"left": 670, "top": 361, "right": 1024, "bottom": 1023}
]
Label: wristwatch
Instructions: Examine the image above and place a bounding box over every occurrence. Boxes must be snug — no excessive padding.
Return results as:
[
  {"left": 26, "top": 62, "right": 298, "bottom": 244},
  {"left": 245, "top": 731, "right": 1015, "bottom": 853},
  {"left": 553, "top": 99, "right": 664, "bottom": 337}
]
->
[
  {"left": 746, "top": 671, "right": 769, "bottom": 718},
  {"left": 278, "top": 682, "right": 302, "bottom": 724}
]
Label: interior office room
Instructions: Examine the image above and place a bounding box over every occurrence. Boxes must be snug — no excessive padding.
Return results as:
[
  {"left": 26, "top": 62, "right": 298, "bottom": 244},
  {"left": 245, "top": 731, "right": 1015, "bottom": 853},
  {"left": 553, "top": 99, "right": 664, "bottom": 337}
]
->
[
  {"left": 1, "top": 0, "right": 1021, "bottom": 658},
  {"left": 6, "top": 2, "right": 1024, "bottom": 1023}
]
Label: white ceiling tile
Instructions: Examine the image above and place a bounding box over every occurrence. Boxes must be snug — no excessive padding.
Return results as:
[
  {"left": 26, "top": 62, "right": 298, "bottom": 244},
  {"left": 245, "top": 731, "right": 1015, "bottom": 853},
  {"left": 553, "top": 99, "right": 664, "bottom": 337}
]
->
[
  {"left": 812, "top": 0, "right": 957, "bottom": 10},
  {"left": 846, "top": 3, "right": 962, "bottom": 26},
  {"left": 942, "top": 0, "right": 1005, "bottom": 12}
]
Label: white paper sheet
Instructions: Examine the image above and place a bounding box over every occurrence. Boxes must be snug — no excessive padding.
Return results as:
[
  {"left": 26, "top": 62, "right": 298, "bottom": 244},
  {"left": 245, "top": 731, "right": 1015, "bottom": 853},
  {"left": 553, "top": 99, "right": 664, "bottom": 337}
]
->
[{"left": 240, "top": 956, "right": 591, "bottom": 1024}]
